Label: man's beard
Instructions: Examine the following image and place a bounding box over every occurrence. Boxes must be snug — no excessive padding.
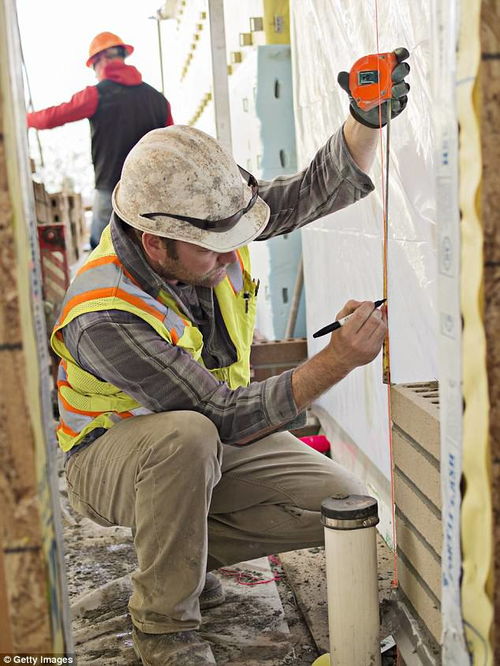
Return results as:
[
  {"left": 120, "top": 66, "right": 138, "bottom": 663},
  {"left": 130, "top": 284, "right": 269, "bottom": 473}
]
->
[{"left": 155, "top": 262, "right": 229, "bottom": 288}]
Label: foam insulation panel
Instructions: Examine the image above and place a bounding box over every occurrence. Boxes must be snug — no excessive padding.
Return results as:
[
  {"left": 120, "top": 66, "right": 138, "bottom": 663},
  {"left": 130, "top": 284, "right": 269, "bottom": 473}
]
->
[
  {"left": 290, "top": 0, "right": 438, "bottom": 482},
  {"left": 168, "top": 1, "right": 304, "bottom": 341},
  {"left": 456, "top": 0, "right": 493, "bottom": 660},
  {"left": 229, "top": 43, "right": 305, "bottom": 340},
  {"left": 392, "top": 383, "right": 441, "bottom": 647}
]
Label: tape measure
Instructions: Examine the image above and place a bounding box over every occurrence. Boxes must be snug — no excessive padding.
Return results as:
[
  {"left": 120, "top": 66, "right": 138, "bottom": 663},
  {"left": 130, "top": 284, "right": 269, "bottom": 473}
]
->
[
  {"left": 349, "top": 52, "right": 397, "bottom": 112},
  {"left": 349, "top": 51, "right": 396, "bottom": 384}
]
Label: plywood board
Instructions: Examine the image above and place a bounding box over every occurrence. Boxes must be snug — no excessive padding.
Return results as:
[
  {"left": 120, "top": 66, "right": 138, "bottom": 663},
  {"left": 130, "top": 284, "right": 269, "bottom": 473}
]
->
[
  {"left": 0, "top": 0, "right": 71, "bottom": 652},
  {"left": 0, "top": 101, "right": 52, "bottom": 655}
]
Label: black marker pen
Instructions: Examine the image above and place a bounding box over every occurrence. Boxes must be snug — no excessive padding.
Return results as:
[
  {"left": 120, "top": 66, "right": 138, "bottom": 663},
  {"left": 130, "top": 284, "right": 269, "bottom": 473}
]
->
[{"left": 312, "top": 299, "right": 386, "bottom": 339}]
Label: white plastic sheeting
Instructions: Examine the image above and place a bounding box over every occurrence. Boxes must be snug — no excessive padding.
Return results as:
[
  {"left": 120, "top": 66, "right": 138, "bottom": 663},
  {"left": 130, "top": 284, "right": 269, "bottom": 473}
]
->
[{"left": 291, "top": 0, "right": 438, "bottom": 479}]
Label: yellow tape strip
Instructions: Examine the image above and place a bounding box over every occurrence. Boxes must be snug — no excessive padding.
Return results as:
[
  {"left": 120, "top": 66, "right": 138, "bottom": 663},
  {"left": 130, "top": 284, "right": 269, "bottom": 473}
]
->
[
  {"left": 263, "top": 0, "right": 290, "bottom": 44},
  {"left": 458, "top": 0, "right": 493, "bottom": 661}
]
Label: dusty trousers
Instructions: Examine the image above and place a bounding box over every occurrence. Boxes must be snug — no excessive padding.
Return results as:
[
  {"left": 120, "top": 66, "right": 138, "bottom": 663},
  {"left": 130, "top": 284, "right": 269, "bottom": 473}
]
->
[{"left": 65, "top": 411, "right": 365, "bottom": 634}]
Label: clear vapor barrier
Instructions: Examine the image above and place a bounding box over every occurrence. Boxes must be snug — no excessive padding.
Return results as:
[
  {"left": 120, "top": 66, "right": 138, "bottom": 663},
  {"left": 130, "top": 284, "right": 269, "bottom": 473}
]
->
[{"left": 291, "top": 0, "right": 438, "bottom": 479}]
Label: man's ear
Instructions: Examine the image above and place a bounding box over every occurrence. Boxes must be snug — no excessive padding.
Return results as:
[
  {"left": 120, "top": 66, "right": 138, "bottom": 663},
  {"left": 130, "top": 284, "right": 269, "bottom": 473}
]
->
[{"left": 141, "top": 232, "right": 166, "bottom": 262}]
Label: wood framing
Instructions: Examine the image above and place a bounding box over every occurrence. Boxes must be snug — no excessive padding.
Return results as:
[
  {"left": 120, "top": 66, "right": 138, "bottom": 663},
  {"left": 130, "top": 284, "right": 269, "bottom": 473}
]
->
[
  {"left": 0, "top": 0, "right": 71, "bottom": 654},
  {"left": 0, "top": 79, "right": 53, "bottom": 655},
  {"left": 481, "top": 0, "right": 500, "bottom": 661}
]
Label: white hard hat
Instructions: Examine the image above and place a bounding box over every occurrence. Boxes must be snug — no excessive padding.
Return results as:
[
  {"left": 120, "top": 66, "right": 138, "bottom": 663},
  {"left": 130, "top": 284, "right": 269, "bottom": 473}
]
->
[{"left": 112, "top": 125, "right": 270, "bottom": 252}]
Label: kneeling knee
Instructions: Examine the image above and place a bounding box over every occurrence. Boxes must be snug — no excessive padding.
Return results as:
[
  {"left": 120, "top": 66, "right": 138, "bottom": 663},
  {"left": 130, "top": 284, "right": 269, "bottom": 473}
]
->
[{"left": 325, "top": 466, "right": 366, "bottom": 498}]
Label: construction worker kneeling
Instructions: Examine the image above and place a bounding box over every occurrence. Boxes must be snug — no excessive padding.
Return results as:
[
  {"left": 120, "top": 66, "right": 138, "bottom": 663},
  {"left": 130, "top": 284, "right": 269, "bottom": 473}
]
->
[{"left": 51, "top": 48, "right": 409, "bottom": 666}]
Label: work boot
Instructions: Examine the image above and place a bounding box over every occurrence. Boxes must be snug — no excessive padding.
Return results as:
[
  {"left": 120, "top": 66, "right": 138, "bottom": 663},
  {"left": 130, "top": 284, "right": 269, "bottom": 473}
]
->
[
  {"left": 132, "top": 627, "right": 216, "bottom": 665},
  {"left": 200, "top": 572, "right": 225, "bottom": 610}
]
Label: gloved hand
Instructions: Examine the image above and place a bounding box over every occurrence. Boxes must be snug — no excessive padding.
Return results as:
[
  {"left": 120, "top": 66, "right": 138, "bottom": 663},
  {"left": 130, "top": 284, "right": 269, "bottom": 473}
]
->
[{"left": 337, "top": 47, "right": 410, "bottom": 129}]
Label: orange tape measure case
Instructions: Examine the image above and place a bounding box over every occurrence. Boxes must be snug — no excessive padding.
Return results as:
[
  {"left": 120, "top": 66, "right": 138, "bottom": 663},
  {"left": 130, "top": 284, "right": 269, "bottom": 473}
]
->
[{"left": 349, "top": 52, "right": 397, "bottom": 112}]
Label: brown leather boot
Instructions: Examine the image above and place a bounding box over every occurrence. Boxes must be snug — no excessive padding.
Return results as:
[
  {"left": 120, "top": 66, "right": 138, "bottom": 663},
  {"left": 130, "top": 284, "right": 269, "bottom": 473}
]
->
[{"left": 132, "top": 627, "right": 216, "bottom": 665}]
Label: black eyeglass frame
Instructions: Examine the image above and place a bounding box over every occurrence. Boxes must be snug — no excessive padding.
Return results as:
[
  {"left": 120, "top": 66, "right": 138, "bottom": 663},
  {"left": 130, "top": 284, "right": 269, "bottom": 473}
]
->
[{"left": 140, "top": 166, "right": 259, "bottom": 234}]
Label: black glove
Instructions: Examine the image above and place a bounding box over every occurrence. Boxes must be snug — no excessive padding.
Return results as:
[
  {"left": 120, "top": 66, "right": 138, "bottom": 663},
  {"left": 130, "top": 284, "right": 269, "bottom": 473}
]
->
[{"left": 338, "top": 47, "right": 410, "bottom": 129}]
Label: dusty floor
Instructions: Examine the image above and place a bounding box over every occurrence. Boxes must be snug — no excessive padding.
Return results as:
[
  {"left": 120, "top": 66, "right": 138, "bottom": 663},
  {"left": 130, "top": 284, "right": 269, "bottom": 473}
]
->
[
  {"left": 61, "top": 471, "right": 319, "bottom": 664},
  {"left": 60, "top": 460, "right": 397, "bottom": 665}
]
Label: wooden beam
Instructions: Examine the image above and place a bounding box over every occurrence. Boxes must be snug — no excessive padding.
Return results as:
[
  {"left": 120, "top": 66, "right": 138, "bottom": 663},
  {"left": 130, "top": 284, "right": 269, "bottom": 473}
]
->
[
  {"left": 0, "top": 65, "right": 53, "bottom": 658},
  {"left": 0, "top": 0, "right": 72, "bottom": 653},
  {"left": 0, "top": 545, "right": 14, "bottom": 653},
  {"left": 480, "top": 1, "right": 500, "bottom": 662}
]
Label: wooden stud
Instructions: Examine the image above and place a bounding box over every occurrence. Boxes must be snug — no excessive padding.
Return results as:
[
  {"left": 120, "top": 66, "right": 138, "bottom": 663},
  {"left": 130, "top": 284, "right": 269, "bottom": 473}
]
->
[{"left": 481, "top": 1, "right": 500, "bottom": 663}]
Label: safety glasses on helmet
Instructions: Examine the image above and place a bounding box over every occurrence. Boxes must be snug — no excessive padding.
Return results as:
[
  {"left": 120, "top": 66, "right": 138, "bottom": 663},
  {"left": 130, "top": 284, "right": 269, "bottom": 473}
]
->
[{"left": 140, "top": 166, "right": 259, "bottom": 234}]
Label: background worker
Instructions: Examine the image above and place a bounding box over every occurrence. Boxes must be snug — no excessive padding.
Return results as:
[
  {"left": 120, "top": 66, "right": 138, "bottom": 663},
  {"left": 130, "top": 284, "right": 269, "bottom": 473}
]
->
[
  {"left": 51, "top": 49, "right": 410, "bottom": 665},
  {"left": 27, "top": 31, "right": 174, "bottom": 249}
]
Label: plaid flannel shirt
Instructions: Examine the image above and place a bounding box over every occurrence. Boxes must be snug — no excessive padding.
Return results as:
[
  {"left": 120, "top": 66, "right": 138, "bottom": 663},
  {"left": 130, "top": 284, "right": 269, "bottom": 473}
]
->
[{"left": 62, "top": 126, "right": 374, "bottom": 448}]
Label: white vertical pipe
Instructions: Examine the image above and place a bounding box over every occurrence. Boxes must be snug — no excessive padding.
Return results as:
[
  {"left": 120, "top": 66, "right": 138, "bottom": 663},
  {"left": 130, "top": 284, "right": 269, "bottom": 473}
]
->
[
  {"left": 208, "top": 0, "right": 232, "bottom": 153},
  {"left": 321, "top": 495, "right": 381, "bottom": 666}
]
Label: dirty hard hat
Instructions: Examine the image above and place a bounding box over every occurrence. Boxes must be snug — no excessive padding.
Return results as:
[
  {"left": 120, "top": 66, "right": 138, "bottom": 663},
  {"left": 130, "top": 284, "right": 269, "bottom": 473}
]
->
[
  {"left": 86, "top": 32, "right": 134, "bottom": 67},
  {"left": 112, "top": 126, "right": 270, "bottom": 252}
]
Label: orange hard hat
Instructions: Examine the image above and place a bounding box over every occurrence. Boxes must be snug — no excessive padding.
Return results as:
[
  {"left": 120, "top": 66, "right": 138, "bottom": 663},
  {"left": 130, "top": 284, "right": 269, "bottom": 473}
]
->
[{"left": 86, "top": 32, "right": 134, "bottom": 67}]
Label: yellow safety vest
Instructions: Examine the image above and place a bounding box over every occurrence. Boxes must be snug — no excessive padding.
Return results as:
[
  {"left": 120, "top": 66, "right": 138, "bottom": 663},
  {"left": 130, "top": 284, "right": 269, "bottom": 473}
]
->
[{"left": 51, "top": 227, "right": 258, "bottom": 451}]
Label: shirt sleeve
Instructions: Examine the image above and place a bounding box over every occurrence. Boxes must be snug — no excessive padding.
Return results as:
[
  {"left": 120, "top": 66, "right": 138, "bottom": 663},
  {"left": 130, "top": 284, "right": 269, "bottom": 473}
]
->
[
  {"left": 256, "top": 125, "right": 375, "bottom": 239},
  {"left": 27, "top": 86, "right": 99, "bottom": 129},
  {"left": 63, "top": 310, "right": 301, "bottom": 445}
]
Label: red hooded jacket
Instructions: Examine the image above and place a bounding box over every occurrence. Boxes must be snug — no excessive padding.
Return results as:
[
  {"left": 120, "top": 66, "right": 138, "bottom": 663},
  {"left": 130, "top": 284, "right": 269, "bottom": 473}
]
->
[{"left": 28, "top": 61, "right": 174, "bottom": 190}]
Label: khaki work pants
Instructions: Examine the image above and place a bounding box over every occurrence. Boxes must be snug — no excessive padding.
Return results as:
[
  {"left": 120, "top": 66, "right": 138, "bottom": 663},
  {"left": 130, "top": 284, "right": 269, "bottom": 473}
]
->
[{"left": 66, "top": 411, "right": 365, "bottom": 634}]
